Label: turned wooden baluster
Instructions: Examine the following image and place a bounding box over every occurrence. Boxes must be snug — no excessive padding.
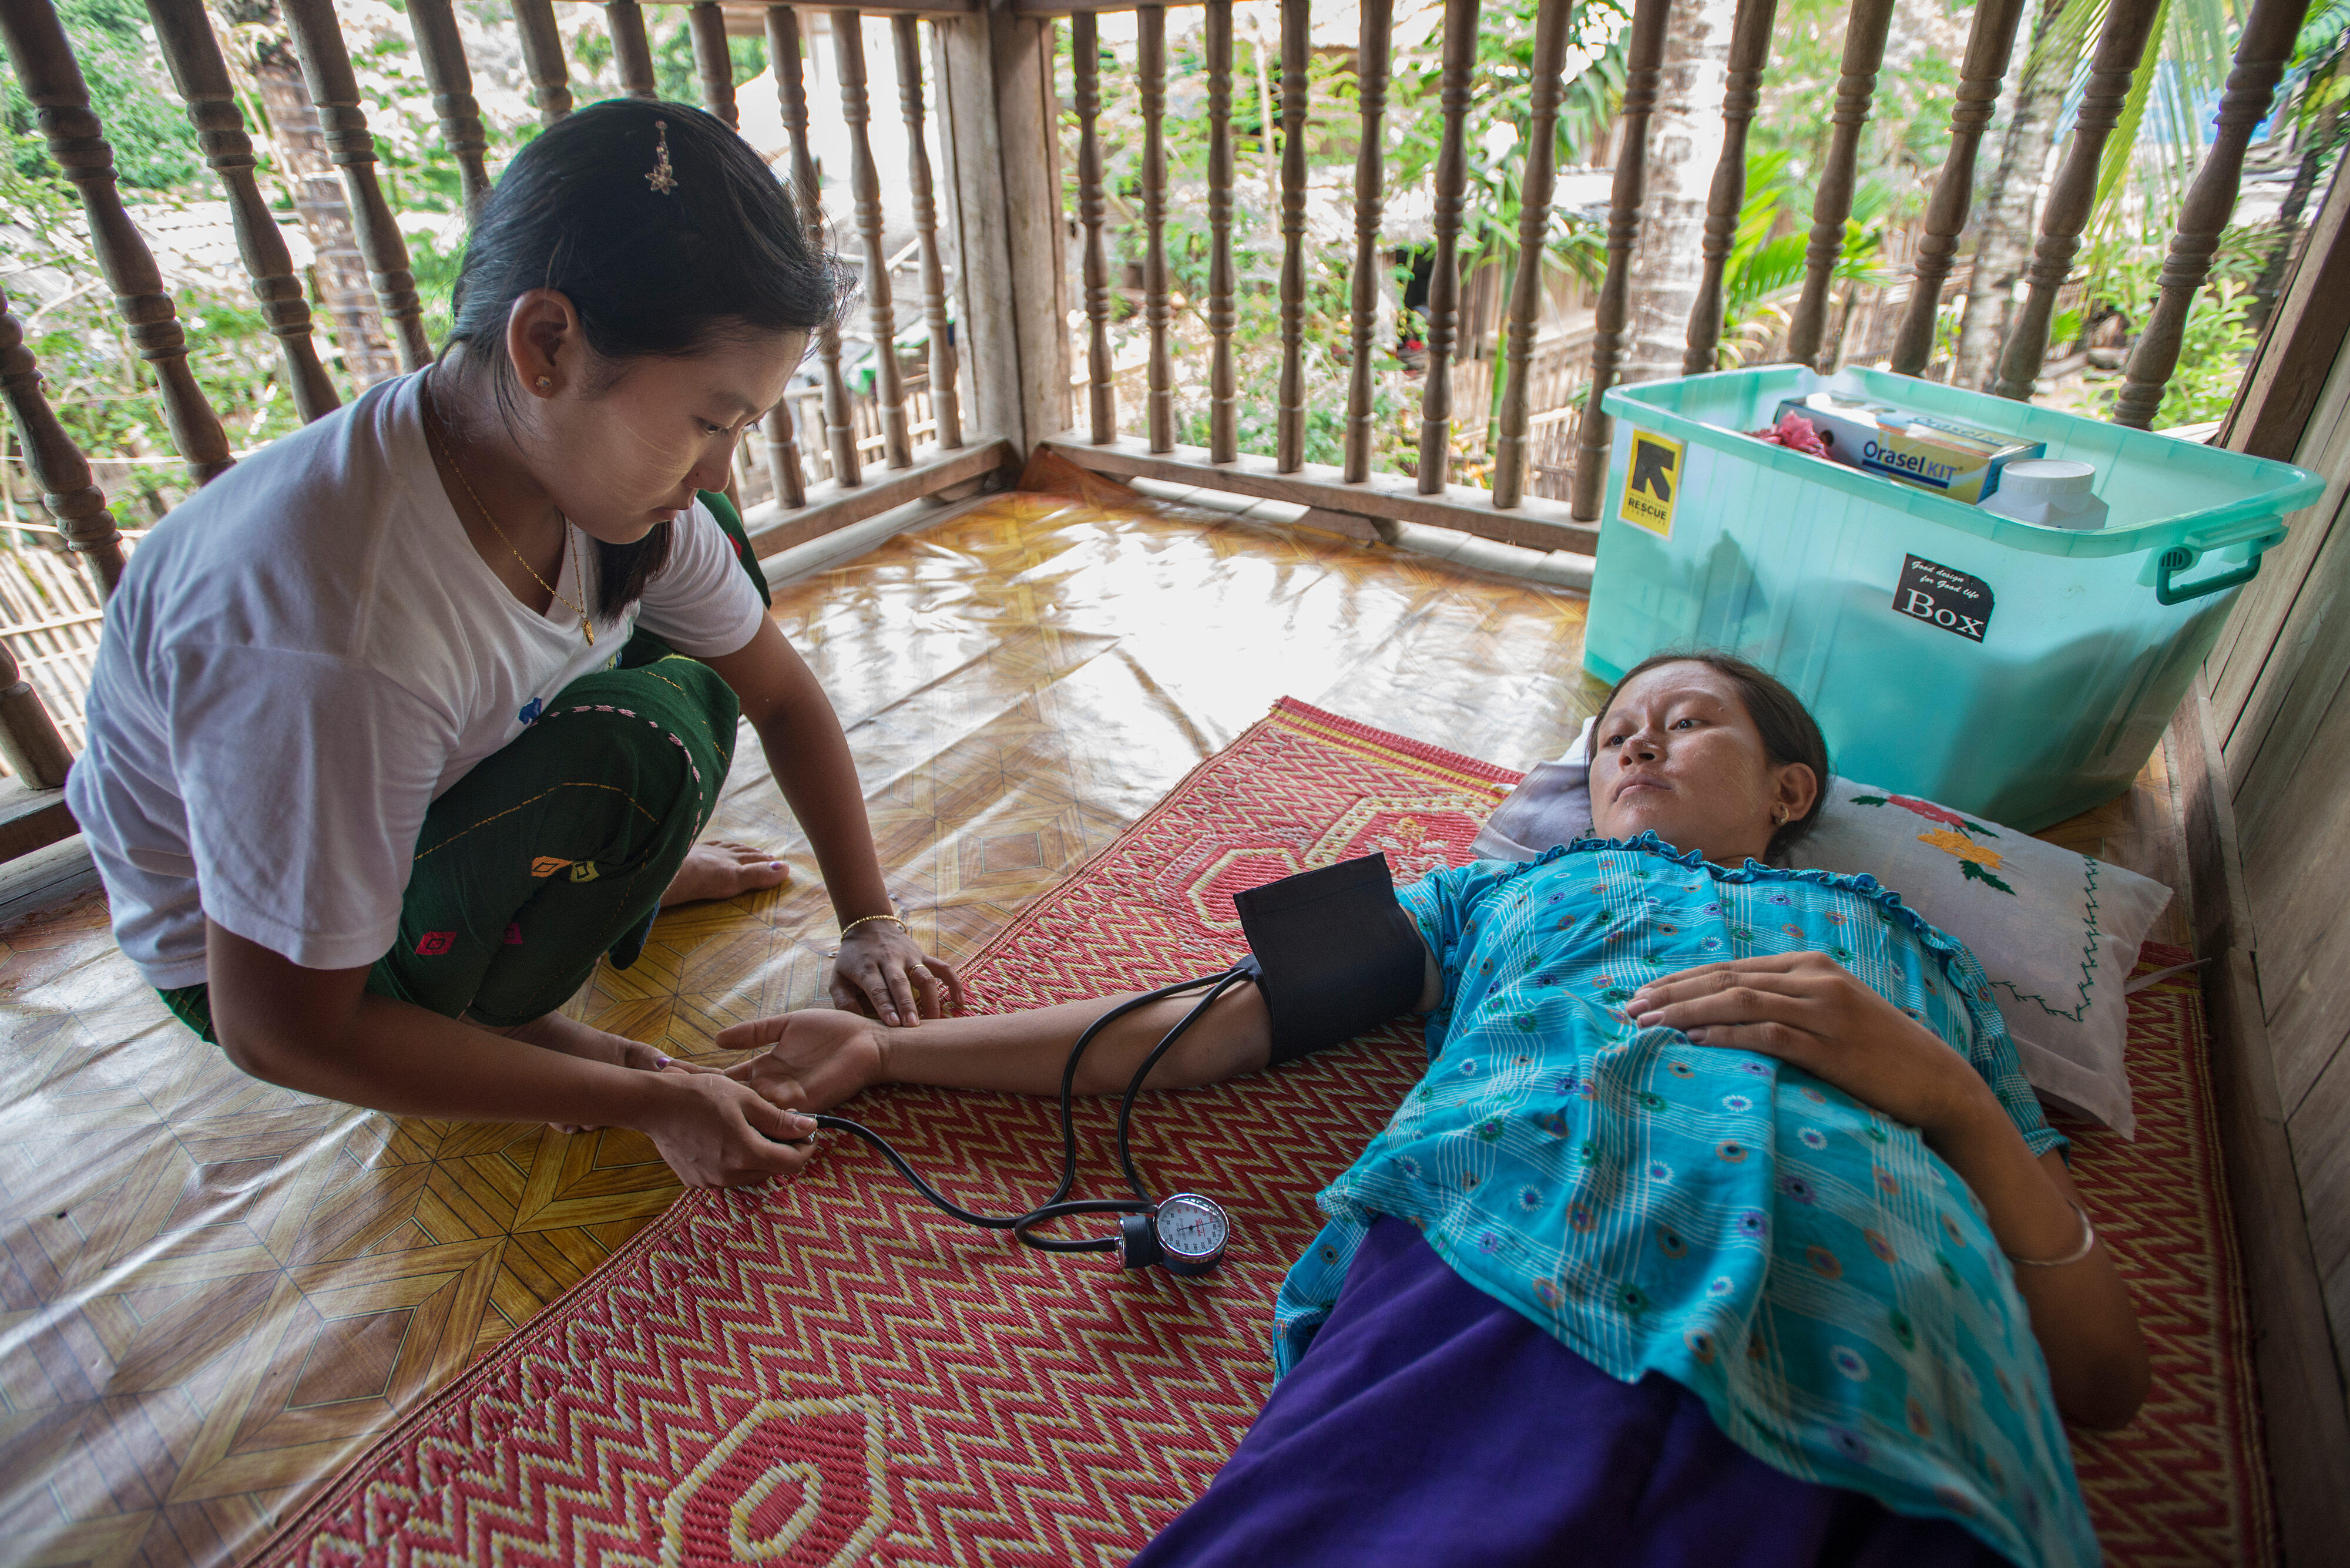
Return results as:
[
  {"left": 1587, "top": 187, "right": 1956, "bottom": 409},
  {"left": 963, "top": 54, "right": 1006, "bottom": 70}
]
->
[
  {"left": 832, "top": 10, "right": 911, "bottom": 470},
  {"left": 0, "top": 0, "right": 233, "bottom": 484},
  {"left": 1682, "top": 0, "right": 1778, "bottom": 376},
  {"left": 690, "top": 2, "right": 737, "bottom": 127},
  {"left": 1204, "top": 0, "right": 1239, "bottom": 464},
  {"left": 605, "top": 1, "right": 659, "bottom": 99},
  {"left": 1341, "top": 0, "right": 1394, "bottom": 484},
  {"left": 763, "top": 411, "right": 807, "bottom": 509},
  {"left": 511, "top": 0, "right": 573, "bottom": 124},
  {"left": 1276, "top": 0, "right": 1310, "bottom": 471},
  {"left": 894, "top": 15, "right": 960, "bottom": 451},
  {"left": 146, "top": 0, "right": 338, "bottom": 422},
  {"left": 1569, "top": 0, "right": 1671, "bottom": 522},
  {"left": 405, "top": 0, "right": 492, "bottom": 207},
  {"left": 1990, "top": 0, "right": 2164, "bottom": 401},
  {"left": 1888, "top": 0, "right": 2025, "bottom": 375},
  {"left": 770, "top": 6, "right": 857, "bottom": 488},
  {"left": 1139, "top": 5, "right": 1174, "bottom": 453},
  {"left": 2113, "top": 0, "right": 2313, "bottom": 427},
  {"left": 1073, "top": 11, "right": 1116, "bottom": 444},
  {"left": 1416, "top": 0, "right": 1479, "bottom": 492},
  {"left": 280, "top": 0, "right": 431, "bottom": 370},
  {"left": 1491, "top": 0, "right": 1569, "bottom": 509},
  {"left": 0, "top": 637, "right": 74, "bottom": 789},
  {"left": 0, "top": 283, "right": 128, "bottom": 596},
  {"left": 1783, "top": 0, "right": 1895, "bottom": 370}
]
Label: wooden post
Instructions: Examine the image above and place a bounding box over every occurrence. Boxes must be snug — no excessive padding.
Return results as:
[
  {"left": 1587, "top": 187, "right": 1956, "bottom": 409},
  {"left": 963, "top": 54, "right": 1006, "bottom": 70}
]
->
[
  {"left": 1416, "top": 0, "right": 1479, "bottom": 493},
  {"left": 1490, "top": 0, "right": 1567, "bottom": 509},
  {"left": 0, "top": 639, "right": 73, "bottom": 790},
  {"left": 1783, "top": 0, "right": 1895, "bottom": 371},
  {"left": 404, "top": 0, "right": 492, "bottom": 207},
  {"left": 894, "top": 15, "right": 961, "bottom": 451},
  {"left": 932, "top": 5, "right": 1069, "bottom": 452},
  {"left": 511, "top": 0, "right": 574, "bottom": 125},
  {"left": 280, "top": 0, "right": 432, "bottom": 371},
  {"left": 0, "top": 283, "right": 127, "bottom": 594},
  {"left": 0, "top": 0, "right": 233, "bottom": 485},
  {"left": 1072, "top": 11, "right": 1116, "bottom": 444},
  {"left": 1275, "top": 0, "right": 1309, "bottom": 472},
  {"left": 1206, "top": 0, "right": 1238, "bottom": 464},
  {"left": 1341, "top": 0, "right": 1393, "bottom": 484},
  {"left": 605, "top": 0, "right": 659, "bottom": 99},
  {"left": 1990, "top": 0, "right": 2163, "bottom": 401},
  {"left": 690, "top": 1, "right": 737, "bottom": 127},
  {"left": 2111, "top": 0, "right": 2313, "bottom": 427},
  {"left": 1139, "top": 5, "right": 1174, "bottom": 453},
  {"left": 833, "top": 9, "right": 912, "bottom": 469},
  {"left": 1569, "top": 0, "right": 1671, "bottom": 522},
  {"left": 1682, "top": 0, "right": 1778, "bottom": 377},
  {"left": 146, "top": 0, "right": 339, "bottom": 422},
  {"left": 770, "top": 6, "right": 859, "bottom": 487},
  {"left": 1888, "top": 0, "right": 2025, "bottom": 375}
]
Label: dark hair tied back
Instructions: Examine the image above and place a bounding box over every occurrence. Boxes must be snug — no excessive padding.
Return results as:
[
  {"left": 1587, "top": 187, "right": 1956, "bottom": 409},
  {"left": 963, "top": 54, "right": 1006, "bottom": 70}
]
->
[
  {"left": 443, "top": 98, "right": 842, "bottom": 616},
  {"left": 1597, "top": 650, "right": 1831, "bottom": 863}
]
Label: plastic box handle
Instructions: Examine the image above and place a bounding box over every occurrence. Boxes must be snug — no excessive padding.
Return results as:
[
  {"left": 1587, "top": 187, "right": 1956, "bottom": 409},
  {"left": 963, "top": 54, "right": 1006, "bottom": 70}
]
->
[{"left": 2156, "top": 539, "right": 2273, "bottom": 606}]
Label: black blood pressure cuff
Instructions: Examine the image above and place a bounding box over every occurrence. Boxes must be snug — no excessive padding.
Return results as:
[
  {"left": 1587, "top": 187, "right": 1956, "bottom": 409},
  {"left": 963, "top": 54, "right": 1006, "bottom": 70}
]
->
[{"left": 1234, "top": 853, "right": 1428, "bottom": 1067}]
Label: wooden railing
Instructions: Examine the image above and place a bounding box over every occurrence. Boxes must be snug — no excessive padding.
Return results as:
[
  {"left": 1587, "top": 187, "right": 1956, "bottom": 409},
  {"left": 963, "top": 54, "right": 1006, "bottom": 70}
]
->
[
  {"left": 1043, "top": 0, "right": 2310, "bottom": 548},
  {"left": 0, "top": 0, "right": 2315, "bottom": 861}
]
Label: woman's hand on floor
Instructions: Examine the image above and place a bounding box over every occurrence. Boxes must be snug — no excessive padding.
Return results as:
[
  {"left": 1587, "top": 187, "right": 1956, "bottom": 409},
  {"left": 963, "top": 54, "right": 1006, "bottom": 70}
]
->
[
  {"left": 832, "top": 922, "right": 963, "bottom": 1027},
  {"left": 718, "top": 1007, "right": 889, "bottom": 1114},
  {"left": 1625, "top": 952, "right": 1988, "bottom": 1137}
]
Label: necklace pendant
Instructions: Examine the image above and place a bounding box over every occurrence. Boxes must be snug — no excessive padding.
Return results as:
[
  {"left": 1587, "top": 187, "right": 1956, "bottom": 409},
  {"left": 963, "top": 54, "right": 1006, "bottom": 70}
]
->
[{"left": 583, "top": 616, "right": 595, "bottom": 647}]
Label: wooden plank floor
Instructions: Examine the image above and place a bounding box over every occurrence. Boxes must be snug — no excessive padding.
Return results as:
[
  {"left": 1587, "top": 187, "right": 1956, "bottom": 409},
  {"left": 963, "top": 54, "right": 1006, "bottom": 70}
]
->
[{"left": 0, "top": 488, "right": 2187, "bottom": 1567}]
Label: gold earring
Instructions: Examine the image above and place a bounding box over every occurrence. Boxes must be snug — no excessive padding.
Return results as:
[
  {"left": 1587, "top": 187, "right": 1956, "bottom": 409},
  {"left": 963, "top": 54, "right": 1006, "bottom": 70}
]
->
[{"left": 534, "top": 375, "right": 553, "bottom": 394}]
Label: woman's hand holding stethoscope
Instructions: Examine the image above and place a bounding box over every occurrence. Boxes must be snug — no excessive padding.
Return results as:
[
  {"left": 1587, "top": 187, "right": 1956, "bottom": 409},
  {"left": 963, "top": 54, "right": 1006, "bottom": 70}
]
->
[{"left": 831, "top": 916, "right": 964, "bottom": 1027}]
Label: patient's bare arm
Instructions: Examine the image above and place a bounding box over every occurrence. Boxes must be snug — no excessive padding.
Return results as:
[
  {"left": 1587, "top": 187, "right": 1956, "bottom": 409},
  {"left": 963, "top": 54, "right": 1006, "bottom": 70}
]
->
[
  {"left": 715, "top": 982, "right": 1277, "bottom": 1114},
  {"left": 719, "top": 938, "right": 1445, "bottom": 1115}
]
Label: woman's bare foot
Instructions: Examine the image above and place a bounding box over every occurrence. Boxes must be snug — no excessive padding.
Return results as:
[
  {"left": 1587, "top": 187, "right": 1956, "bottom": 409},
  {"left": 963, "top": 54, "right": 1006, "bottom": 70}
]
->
[
  {"left": 662, "top": 841, "right": 791, "bottom": 907},
  {"left": 479, "top": 1010, "right": 709, "bottom": 1133}
]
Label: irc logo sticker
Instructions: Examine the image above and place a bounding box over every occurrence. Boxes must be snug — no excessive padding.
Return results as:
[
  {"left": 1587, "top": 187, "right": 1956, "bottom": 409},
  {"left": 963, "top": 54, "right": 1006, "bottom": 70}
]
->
[
  {"left": 1619, "top": 430, "right": 1681, "bottom": 538},
  {"left": 1894, "top": 554, "right": 1993, "bottom": 643}
]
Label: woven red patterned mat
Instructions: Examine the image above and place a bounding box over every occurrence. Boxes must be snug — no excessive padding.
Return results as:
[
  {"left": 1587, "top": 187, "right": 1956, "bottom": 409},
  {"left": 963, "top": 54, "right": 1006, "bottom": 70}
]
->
[{"left": 250, "top": 699, "right": 2267, "bottom": 1567}]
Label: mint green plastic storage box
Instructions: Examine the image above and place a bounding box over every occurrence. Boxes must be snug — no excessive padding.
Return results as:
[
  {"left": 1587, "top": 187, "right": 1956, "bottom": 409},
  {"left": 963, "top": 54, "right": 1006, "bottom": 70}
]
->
[{"left": 1583, "top": 366, "right": 2323, "bottom": 831}]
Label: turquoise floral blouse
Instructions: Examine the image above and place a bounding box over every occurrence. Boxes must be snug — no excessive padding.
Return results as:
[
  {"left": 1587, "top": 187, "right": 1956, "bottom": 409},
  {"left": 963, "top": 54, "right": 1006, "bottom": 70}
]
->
[{"left": 1271, "top": 833, "right": 2096, "bottom": 1568}]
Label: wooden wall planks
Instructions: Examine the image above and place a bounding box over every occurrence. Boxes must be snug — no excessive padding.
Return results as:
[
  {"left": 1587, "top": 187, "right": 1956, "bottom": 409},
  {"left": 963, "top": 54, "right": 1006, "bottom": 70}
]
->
[{"left": 2195, "top": 175, "right": 2350, "bottom": 1537}]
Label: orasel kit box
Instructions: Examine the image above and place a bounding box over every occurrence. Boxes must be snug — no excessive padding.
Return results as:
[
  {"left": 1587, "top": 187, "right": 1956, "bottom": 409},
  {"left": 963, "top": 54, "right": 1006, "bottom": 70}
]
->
[{"left": 1772, "top": 391, "right": 2044, "bottom": 503}]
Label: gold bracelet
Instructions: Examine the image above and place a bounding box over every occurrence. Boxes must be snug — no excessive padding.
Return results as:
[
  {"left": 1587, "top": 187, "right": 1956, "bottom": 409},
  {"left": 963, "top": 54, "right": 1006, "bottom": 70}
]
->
[
  {"left": 838, "top": 912, "right": 906, "bottom": 942},
  {"left": 2006, "top": 1199, "right": 2098, "bottom": 1268}
]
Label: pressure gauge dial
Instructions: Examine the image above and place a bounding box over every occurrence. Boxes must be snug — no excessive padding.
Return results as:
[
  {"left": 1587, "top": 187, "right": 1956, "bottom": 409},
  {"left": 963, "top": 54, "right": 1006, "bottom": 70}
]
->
[{"left": 1152, "top": 1193, "right": 1230, "bottom": 1277}]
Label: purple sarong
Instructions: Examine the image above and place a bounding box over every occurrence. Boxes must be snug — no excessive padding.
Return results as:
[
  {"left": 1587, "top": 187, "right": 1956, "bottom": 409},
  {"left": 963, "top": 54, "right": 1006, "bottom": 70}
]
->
[{"left": 1132, "top": 1217, "right": 2015, "bottom": 1567}]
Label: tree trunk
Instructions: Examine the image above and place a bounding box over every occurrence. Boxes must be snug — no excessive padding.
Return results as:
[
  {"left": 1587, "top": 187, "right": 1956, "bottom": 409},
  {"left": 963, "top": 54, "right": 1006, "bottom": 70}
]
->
[
  {"left": 1620, "top": 0, "right": 1735, "bottom": 382},
  {"left": 1950, "top": 0, "right": 2067, "bottom": 391},
  {"left": 224, "top": 1, "right": 399, "bottom": 387}
]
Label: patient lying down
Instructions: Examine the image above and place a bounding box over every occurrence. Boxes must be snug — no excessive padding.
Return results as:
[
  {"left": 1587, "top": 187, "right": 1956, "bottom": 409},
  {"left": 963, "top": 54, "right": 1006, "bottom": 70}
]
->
[{"left": 720, "top": 652, "right": 2147, "bottom": 1568}]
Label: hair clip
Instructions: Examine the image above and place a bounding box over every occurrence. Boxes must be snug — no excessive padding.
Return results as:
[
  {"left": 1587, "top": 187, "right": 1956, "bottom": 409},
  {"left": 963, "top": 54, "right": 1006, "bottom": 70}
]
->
[{"left": 647, "top": 119, "right": 678, "bottom": 196}]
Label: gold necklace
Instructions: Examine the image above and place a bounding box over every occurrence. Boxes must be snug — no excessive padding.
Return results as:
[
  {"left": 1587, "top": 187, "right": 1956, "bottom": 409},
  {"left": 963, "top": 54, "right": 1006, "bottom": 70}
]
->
[{"left": 421, "top": 374, "right": 595, "bottom": 645}]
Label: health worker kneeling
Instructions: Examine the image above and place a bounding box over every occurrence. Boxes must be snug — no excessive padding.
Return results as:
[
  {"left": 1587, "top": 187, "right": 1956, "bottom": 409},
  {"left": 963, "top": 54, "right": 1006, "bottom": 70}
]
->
[{"left": 69, "top": 100, "right": 957, "bottom": 1190}]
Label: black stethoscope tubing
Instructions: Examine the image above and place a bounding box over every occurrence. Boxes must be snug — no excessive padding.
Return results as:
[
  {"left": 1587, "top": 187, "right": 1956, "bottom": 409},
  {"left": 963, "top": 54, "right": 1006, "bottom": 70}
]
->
[{"left": 804, "top": 963, "right": 1248, "bottom": 1254}]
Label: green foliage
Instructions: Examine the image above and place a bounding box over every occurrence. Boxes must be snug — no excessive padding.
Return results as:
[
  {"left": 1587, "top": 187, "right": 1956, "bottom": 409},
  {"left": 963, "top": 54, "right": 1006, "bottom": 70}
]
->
[
  {"left": 2090, "top": 278, "right": 2258, "bottom": 427},
  {"left": 653, "top": 20, "right": 767, "bottom": 108},
  {"left": 2, "top": 0, "right": 199, "bottom": 188}
]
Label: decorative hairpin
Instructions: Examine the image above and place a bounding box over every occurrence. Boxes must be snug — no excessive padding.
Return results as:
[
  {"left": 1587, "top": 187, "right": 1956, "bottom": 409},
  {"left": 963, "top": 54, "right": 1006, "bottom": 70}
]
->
[{"left": 647, "top": 119, "right": 678, "bottom": 196}]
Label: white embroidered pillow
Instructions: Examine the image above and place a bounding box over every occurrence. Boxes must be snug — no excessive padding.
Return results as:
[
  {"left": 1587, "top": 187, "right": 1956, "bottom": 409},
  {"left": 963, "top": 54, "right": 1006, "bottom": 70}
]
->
[{"left": 1787, "top": 779, "right": 2170, "bottom": 1137}]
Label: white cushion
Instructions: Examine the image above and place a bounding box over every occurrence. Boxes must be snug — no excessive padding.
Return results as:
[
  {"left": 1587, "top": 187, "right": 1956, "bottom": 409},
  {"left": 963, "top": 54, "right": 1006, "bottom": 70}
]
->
[{"left": 1468, "top": 721, "right": 2171, "bottom": 1136}]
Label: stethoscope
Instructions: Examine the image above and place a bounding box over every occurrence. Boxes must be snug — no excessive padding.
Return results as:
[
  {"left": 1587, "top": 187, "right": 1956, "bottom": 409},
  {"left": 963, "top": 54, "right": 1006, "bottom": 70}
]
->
[{"left": 803, "top": 963, "right": 1254, "bottom": 1277}]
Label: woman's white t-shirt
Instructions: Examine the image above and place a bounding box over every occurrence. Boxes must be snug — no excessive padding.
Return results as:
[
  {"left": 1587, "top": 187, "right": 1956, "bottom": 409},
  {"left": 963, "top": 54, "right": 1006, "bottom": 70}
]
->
[{"left": 68, "top": 373, "right": 770, "bottom": 989}]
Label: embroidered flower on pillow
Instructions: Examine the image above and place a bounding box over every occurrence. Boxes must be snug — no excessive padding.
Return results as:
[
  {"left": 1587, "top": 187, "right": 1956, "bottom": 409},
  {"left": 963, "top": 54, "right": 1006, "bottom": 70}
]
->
[{"left": 1849, "top": 794, "right": 2016, "bottom": 895}]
